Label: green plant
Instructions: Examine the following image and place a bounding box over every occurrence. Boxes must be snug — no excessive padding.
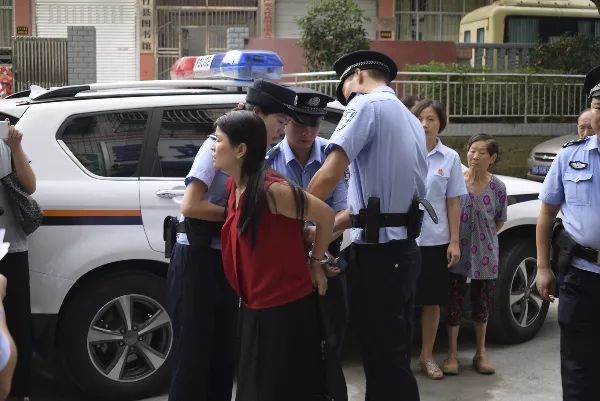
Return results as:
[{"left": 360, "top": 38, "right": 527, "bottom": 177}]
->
[
  {"left": 529, "top": 34, "right": 600, "bottom": 75},
  {"left": 296, "top": 0, "right": 369, "bottom": 72}
]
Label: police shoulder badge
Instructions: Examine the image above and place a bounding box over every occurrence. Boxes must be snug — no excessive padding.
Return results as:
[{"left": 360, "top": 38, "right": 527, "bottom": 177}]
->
[
  {"left": 569, "top": 161, "right": 588, "bottom": 170},
  {"left": 562, "top": 137, "right": 588, "bottom": 148},
  {"left": 335, "top": 108, "right": 357, "bottom": 132}
]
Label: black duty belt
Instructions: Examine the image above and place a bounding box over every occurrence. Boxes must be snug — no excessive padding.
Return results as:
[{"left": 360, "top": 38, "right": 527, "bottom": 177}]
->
[
  {"left": 574, "top": 244, "right": 600, "bottom": 265},
  {"left": 176, "top": 222, "right": 186, "bottom": 234},
  {"left": 350, "top": 212, "right": 408, "bottom": 229}
]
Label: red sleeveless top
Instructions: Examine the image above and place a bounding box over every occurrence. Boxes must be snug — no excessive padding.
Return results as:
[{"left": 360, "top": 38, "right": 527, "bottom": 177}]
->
[{"left": 220, "top": 170, "right": 313, "bottom": 309}]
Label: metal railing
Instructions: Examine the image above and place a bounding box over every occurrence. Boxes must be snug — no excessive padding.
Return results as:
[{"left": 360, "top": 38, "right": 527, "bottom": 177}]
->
[
  {"left": 12, "top": 37, "right": 68, "bottom": 92},
  {"left": 456, "top": 43, "right": 535, "bottom": 71},
  {"left": 281, "top": 71, "right": 587, "bottom": 123}
]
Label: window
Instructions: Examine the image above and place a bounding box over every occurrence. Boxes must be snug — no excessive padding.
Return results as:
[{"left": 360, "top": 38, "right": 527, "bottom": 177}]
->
[
  {"left": 61, "top": 111, "right": 148, "bottom": 177},
  {"left": 464, "top": 30, "right": 472, "bottom": 43},
  {"left": 476, "top": 27, "right": 485, "bottom": 43},
  {"left": 156, "top": 106, "right": 232, "bottom": 177}
]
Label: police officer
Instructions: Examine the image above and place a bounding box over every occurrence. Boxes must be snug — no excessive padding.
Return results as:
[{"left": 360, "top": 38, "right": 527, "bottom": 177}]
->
[
  {"left": 266, "top": 86, "right": 349, "bottom": 400},
  {"left": 307, "top": 50, "right": 428, "bottom": 401},
  {"left": 536, "top": 65, "right": 600, "bottom": 401},
  {"left": 167, "top": 79, "right": 298, "bottom": 401}
]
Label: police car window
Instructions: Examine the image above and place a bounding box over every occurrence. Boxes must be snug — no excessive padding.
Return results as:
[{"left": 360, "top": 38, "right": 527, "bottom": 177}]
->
[
  {"left": 61, "top": 111, "right": 148, "bottom": 177},
  {"left": 319, "top": 109, "right": 343, "bottom": 139},
  {"left": 157, "top": 106, "right": 232, "bottom": 177}
]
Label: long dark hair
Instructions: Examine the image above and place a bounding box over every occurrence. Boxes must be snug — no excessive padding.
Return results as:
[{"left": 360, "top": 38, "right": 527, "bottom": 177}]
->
[{"left": 215, "top": 110, "right": 306, "bottom": 246}]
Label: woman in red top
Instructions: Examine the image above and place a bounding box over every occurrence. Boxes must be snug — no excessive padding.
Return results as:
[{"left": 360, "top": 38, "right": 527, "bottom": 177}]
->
[{"left": 212, "top": 110, "right": 335, "bottom": 401}]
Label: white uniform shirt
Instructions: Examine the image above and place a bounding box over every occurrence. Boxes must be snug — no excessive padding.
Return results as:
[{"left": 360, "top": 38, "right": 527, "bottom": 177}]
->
[{"left": 418, "top": 139, "right": 467, "bottom": 246}]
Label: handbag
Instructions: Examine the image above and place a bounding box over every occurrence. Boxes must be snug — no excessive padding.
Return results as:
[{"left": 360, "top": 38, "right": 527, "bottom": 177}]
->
[{"left": 0, "top": 171, "right": 43, "bottom": 235}]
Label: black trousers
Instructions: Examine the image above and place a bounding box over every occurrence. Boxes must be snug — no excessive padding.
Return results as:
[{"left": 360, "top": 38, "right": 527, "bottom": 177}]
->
[
  {"left": 558, "top": 267, "right": 600, "bottom": 401},
  {"left": 0, "top": 251, "right": 31, "bottom": 398},
  {"left": 348, "top": 240, "right": 421, "bottom": 401},
  {"left": 166, "top": 243, "right": 239, "bottom": 401}
]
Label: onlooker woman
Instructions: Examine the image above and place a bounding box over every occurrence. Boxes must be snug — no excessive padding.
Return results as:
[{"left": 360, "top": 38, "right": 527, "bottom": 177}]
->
[
  {"left": 412, "top": 100, "right": 467, "bottom": 379},
  {"left": 0, "top": 121, "right": 35, "bottom": 400},
  {"left": 443, "top": 133, "right": 507, "bottom": 376},
  {"left": 213, "top": 110, "right": 334, "bottom": 401}
]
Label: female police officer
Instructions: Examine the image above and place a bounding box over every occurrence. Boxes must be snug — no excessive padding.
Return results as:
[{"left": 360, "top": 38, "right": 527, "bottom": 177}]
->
[
  {"left": 307, "top": 50, "right": 428, "bottom": 401},
  {"left": 167, "top": 79, "right": 298, "bottom": 401}
]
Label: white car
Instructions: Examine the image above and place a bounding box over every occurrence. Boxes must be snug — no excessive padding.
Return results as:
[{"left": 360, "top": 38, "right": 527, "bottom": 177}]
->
[{"left": 0, "top": 82, "right": 546, "bottom": 399}]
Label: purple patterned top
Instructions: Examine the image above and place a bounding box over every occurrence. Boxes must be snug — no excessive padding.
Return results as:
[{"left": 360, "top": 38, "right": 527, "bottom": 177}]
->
[{"left": 450, "top": 175, "right": 508, "bottom": 280}]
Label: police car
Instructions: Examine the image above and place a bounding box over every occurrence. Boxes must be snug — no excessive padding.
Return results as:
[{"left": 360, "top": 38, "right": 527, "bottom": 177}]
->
[{"left": 0, "top": 51, "right": 545, "bottom": 399}]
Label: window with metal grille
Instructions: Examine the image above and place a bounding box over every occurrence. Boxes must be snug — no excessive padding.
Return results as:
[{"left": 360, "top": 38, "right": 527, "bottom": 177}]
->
[{"left": 61, "top": 111, "right": 149, "bottom": 177}]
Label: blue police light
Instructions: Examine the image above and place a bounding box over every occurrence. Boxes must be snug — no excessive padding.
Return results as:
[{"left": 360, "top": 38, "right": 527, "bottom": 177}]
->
[{"left": 170, "top": 50, "right": 284, "bottom": 81}]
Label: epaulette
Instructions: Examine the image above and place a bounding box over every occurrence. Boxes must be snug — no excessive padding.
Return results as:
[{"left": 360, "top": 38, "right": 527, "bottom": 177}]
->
[
  {"left": 264, "top": 142, "right": 282, "bottom": 164},
  {"left": 562, "top": 137, "right": 589, "bottom": 148}
]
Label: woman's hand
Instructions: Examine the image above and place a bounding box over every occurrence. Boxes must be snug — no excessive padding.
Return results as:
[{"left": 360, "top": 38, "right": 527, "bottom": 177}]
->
[
  {"left": 4, "top": 122, "right": 23, "bottom": 151},
  {"left": 309, "top": 260, "right": 328, "bottom": 296},
  {"left": 447, "top": 241, "right": 461, "bottom": 267}
]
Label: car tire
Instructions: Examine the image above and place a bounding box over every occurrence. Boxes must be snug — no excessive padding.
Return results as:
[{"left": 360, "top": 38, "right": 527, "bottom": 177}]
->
[
  {"left": 488, "top": 238, "right": 550, "bottom": 344},
  {"left": 57, "top": 271, "right": 173, "bottom": 400}
]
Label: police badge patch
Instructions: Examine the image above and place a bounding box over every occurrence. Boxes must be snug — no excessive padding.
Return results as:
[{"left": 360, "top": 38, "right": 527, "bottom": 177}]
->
[
  {"left": 335, "top": 109, "right": 357, "bottom": 131},
  {"left": 569, "top": 161, "right": 588, "bottom": 170}
]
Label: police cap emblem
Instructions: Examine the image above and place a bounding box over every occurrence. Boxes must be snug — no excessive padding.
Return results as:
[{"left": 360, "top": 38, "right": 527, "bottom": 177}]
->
[{"left": 307, "top": 96, "right": 321, "bottom": 107}]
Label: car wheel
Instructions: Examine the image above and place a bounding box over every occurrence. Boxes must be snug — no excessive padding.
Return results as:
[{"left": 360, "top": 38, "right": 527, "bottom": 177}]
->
[
  {"left": 58, "top": 271, "right": 173, "bottom": 399},
  {"left": 488, "top": 238, "right": 550, "bottom": 344}
]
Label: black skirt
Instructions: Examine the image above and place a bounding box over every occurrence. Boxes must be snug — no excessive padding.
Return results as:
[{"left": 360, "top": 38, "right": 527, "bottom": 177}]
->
[
  {"left": 416, "top": 244, "right": 451, "bottom": 306},
  {"left": 236, "top": 293, "right": 323, "bottom": 401}
]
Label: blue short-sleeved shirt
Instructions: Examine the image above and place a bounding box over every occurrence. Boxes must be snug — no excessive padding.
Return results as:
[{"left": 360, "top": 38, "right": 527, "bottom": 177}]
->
[
  {"left": 326, "top": 86, "right": 428, "bottom": 243},
  {"left": 268, "top": 136, "right": 347, "bottom": 211},
  {"left": 418, "top": 139, "right": 468, "bottom": 246},
  {"left": 177, "top": 135, "right": 229, "bottom": 249},
  {"left": 539, "top": 134, "right": 600, "bottom": 274}
]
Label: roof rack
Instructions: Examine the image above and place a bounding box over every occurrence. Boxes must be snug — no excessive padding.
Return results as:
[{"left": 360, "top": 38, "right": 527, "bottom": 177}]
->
[{"left": 30, "top": 79, "right": 251, "bottom": 101}]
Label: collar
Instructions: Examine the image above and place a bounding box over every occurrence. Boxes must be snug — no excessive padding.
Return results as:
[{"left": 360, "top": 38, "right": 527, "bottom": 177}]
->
[
  {"left": 281, "top": 137, "right": 321, "bottom": 167},
  {"left": 428, "top": 138, "right": 447, "bottom": 157},
  {"left": 371, "top": 85, "right": 395, "bottom": 95},
  {"left": 583, "top": 134, "right": 599, "bottom": 151}
]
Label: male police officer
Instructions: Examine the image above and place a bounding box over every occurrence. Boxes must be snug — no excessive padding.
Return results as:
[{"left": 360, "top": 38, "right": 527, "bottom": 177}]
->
[
  {"left": 167, "top": 79, "right": 297, "bottom": 401},
  {"left": 536, "top": 65, "right": 600, "bottom": 401},
  {"left": 266, "top": 86, "right": 349, "bottom": 400},
  {"left": 307, "top": 50, "right": 427, "bottom": 401}
]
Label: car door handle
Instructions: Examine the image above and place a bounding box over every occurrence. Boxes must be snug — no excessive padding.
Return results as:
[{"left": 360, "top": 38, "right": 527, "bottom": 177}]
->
[{"left": 156, "top": 190, "right": 185, "bottom": 199}]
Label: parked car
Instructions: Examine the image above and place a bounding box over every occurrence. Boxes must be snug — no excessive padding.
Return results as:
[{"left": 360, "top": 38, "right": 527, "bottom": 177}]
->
[
  {"left": 527, "top": 134, "right": 576, "bottom": 182},
  {"left": 0, "top": 83, "right": 547, "bottom": 400}
]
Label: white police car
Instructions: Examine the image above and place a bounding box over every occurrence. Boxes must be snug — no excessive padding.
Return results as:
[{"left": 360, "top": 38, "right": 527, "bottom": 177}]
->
[{"left": 0, "top": 51, "right": 546, "bottom": 399}]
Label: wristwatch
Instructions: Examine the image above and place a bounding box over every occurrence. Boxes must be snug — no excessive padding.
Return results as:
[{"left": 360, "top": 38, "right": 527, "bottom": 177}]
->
[{"left": 308, "top": 250, "right": 330, "bottom": 265}]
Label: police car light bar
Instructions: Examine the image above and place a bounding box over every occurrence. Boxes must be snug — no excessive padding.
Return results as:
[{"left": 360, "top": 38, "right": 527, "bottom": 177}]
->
[{"left": 170, "top": 50, "right": 284, "bottom": 81}]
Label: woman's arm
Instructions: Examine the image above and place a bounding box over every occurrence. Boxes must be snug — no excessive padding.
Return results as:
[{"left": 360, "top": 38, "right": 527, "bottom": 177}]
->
[
  {"left": 0, "top": 276, "right": 16, "bottom": 401},
  {"left": 5, "top": 124, "right": 35, "bottom": 195},
  {"left": 180, "top": 179, "right": 226, "bottom": 221},
  {"left": 268, "top": 182, "right": 335, "bottom": 295},
  {"left": 446, "top": 196, "right": 461, "bottom": 267}
]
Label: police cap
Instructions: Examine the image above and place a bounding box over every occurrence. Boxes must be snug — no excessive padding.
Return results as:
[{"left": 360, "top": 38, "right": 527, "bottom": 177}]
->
[
  {"left": 284, "top": 87, "right": 333, "bottom": 126},
  {"left": 333, "top": 50, "right": 397, "bottom": 105},
  {"left": 584, "top": 65, "right": 600, "bottom": 98},
  {"left": 246, "top": 79, "right": 297, "bottom": 116}
]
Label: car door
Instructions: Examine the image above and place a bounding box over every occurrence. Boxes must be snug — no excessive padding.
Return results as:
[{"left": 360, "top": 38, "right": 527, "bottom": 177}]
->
[{"left": 139, "top": 104, "right": 234, "bottom": 253}]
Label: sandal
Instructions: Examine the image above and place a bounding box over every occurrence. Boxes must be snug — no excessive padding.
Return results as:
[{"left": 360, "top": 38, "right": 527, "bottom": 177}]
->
[
  {"left": 420, "top": 358, "right": 444, "bottom": 380},
  {"left": 472, "top": 353, "right": 495, "bottom": 375},
  {"left": 441, "top": 355, "right": 459, "bottom": 375}
]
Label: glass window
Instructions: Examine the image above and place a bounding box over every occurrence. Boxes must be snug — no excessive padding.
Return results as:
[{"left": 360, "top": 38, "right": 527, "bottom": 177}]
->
[
  {"left": 441, "top": 15, "right": 462, "bottom": 41},
  {"left": 476, "top": 27, "right": 485, "bottom": 43},
  {"left": 396, "top": 13, "right": 415, "bottom": 40},
  {"left": 421, "top": 14, "right": 440, "bottom": 41},
  {"left": 396, "top": 0, "right": 414, "bottom": 12},
  {"left": 442, "top": 0, "right": 464, "bottom": 12},
  {"left": 464, "top": 0, "right": 487, "bottom": 12},
  {"left": 156, "top": 106, "right": 232, "bottom": 177},
  {"left": 506, "top": 17, "right": 539, "bottom": 43},
  {"left": 61, "top": 111, "right": 148, "bottom": 177},
  {"left": 464, "top": 30, "right": 472, "bottom": 43}
]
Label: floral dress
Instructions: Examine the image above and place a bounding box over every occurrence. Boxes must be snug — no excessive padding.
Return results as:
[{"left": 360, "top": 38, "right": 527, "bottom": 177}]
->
[{"left": 451, "top": 175, "right": 507, "bottom": 280}]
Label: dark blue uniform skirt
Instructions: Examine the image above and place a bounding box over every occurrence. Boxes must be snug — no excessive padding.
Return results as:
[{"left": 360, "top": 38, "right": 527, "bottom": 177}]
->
[{"left": 167, "top": 242, "right": 239, "bottom": 401}]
